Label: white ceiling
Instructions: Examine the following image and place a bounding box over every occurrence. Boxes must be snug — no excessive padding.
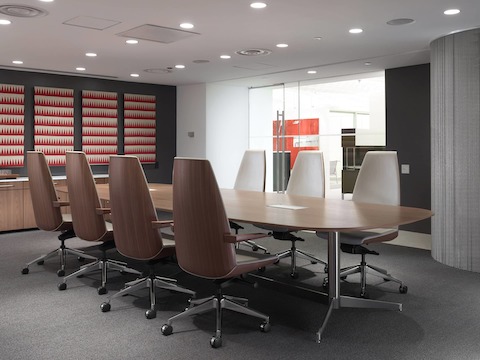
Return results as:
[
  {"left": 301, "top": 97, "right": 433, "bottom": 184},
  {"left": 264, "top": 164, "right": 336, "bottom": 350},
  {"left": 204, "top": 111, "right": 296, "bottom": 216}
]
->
[{"left": 0, "top": 0, "right": 479, "bottom": 88}]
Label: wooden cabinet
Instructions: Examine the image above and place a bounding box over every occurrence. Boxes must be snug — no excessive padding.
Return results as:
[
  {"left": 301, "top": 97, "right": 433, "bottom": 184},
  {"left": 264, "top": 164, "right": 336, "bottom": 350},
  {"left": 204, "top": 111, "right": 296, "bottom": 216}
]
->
[
  {"left": 0, "top": 181, "right": 25, "bottom": 231},
  {"left": 22, "top": 183, "right": 37, "bottom": 229}
]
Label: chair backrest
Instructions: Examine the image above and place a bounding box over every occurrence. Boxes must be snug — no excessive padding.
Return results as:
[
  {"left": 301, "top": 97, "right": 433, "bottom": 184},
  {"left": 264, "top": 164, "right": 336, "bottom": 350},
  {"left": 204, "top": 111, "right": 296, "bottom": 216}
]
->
[
  {"left": 352, "top": 151, "right": 400, "bottom": 206},
  {"left": 108, "top": 155, "right": 165, "bottom": 260},
  {"left": 286, "top": 150, "right": 325, "bottom": 198},
  {"left": 173, "top": 157, "right": 237, "bottom": 278},
  {"left": 26, "top": 151, "right": 64, "bottom": 231},
  {"left": 65, "top": 151, "right": 107, "bottom": 241},
  {"left": 233, "top": 149, "right": 266, "bottom": 191}
]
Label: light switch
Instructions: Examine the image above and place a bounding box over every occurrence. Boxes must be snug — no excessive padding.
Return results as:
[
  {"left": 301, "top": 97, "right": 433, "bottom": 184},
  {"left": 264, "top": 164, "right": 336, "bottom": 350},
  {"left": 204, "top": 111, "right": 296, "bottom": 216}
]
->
[{"left": 401, "top": 164, "right": 410, "bottom": 174}]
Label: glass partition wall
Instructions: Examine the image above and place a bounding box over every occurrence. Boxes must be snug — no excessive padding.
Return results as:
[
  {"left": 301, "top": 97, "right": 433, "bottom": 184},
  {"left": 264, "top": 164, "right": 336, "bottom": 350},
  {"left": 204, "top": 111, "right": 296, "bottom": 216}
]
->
[{"left": 248, "top": 72, "right": 386, "bottom": 198}]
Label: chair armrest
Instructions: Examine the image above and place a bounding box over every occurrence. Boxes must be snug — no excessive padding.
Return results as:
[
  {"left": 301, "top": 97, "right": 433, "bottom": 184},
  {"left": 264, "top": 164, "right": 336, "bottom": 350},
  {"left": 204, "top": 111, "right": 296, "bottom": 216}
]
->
[
  {"left": 224, "top": 232, "right": 270, "bottom": 244},
  {"left": 152, "top": 220, "right": 174, "bottom": 229},
  {"left": 53, "top": 201, "right": 69, "bottom": 207},
  {"left": 95, "top": 207, "right": 111, "bottom": 215}
]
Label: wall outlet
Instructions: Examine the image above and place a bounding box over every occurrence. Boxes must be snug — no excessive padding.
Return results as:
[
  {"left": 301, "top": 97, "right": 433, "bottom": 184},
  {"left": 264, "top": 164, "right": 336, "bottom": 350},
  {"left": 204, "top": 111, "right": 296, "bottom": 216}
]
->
[{"left": 401, "top": 164, "right": 410, "bottom": 174}]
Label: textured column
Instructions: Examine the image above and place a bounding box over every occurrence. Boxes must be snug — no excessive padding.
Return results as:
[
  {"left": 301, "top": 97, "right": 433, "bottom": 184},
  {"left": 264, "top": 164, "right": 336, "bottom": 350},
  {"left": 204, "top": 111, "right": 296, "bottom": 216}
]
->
[{"left": 431, "top": 28, "right": 480, "bottom": 272}]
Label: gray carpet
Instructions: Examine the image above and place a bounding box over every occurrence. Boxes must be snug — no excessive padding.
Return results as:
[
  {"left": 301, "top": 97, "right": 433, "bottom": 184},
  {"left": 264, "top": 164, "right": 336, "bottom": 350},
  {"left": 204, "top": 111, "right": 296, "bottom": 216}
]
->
[{"left": 1, "top": 226, "right": 480, "bottom": 360}]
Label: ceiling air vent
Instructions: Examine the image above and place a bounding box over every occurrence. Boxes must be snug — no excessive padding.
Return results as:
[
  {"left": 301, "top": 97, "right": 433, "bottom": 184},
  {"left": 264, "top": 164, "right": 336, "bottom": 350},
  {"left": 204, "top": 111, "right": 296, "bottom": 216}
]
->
[
  {"left": 0, "top": 4, "right": 48, "bottom": 17},
  {"left": 144, "top": 68, "right": 173, "bottom": 74},
  {"left": 235, "top": 49, "right": 272, "bottom": 56}
]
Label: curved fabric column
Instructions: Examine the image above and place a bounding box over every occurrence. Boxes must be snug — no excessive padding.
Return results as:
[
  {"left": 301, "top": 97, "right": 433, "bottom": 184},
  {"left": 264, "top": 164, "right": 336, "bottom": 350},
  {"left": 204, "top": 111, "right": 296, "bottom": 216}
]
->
[{"left": 431, "top": 28, "right": 480, "bottom": 272}]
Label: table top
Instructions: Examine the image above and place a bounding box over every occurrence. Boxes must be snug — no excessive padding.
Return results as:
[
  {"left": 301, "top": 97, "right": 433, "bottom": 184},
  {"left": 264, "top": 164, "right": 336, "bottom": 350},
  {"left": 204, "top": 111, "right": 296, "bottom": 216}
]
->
[{"left": 93, "top": 183, "right": 432, "bottom": 233}]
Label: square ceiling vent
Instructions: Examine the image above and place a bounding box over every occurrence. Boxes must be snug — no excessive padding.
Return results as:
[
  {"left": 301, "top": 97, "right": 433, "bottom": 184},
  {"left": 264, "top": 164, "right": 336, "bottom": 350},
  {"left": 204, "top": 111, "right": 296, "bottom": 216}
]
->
[
  {"left": 63, "top": 16, "right": 121, "bottom": 30},
  {"left": 117, "top": 24, "right": 199, "bottom": 44}
]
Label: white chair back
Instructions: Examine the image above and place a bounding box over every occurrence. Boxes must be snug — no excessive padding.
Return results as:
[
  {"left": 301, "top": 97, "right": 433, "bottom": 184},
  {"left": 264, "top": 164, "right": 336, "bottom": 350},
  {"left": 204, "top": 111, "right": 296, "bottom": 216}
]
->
[
  {"left": 352, "top": 151, "right": 400, "bottom": 206},
  {"left": 233, "top": 150, "right": 266, "bottom": 192},
  {"left": 286, "top": 150, "right": 325, "bottom": 198}
]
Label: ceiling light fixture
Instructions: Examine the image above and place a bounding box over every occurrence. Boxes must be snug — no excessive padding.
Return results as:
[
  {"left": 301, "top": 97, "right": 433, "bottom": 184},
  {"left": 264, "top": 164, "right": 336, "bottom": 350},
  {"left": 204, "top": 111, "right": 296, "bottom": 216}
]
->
[
  {"left": 76, "top": 67, "right": 86, "bottom": 71},
  {"left": 180, "top": 23, "right": 194, "bottom": 29},
  {"left": 387, "top": 18, "right": 414, "bottom": 26},
  {"left": 85, "top": 52, "right": 97, "bottom": 57},
  {"left": 276, "top": 43, "right": 288, "bottom": 48},
  {"left": 126, "top": 39, "right": 138, "bottom": 44},
  {"left": 220, "top": 55, "right": 231, "bottom": 59},
  {"left": 314, "top": 36, "right": 322, "bottom": 40},
  {"left": 250, "top": 2, "right": 267, "bottom": 9},
  {"left": 130, "top": 73, "right": 139, "bottom": 77},
  {"left": 364, "top": 62, "right": 372, "bottom": 66},
  {"left": 307, "top": 70, "right": 317, "bottom": 74},
  {"left": 175, "top": 64, "right": 185, "bottom": 69},
  {"left": 12, "top": 60, "right": 23, "bottom": 64},
  {"left": 38, "top": 0, "right": 54, "bottom": 2},
  {"left": 0, "top": 19, "right": 11, "bottom": 25},
  {"left": 349, "top": 28, "right": 363, "bottom": 34},
  {"left": 444, "top": 9, "right": 460, "bottom": 15}
]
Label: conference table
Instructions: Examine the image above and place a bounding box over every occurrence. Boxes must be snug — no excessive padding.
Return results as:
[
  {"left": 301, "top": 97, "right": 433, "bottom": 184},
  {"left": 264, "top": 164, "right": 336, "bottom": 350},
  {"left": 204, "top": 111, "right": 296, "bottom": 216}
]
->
[{"left": 76, "top": 183, "right": 433, "bottom": 342}]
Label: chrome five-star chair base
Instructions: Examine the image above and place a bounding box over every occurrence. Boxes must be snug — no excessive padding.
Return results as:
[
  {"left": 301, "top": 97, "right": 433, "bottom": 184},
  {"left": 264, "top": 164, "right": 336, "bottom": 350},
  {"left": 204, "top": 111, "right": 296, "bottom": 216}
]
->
[{"left": 161, "top": 280, "right": 271, "bottom": 348}]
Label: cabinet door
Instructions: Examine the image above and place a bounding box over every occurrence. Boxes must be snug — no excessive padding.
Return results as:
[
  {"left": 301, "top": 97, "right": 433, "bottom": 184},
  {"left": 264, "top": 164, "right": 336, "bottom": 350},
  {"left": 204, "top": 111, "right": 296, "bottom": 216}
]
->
[
  {"left": 23, "top": 183, "right": 38, "bottom": 229},
  {"left": 0, "top": 182, "right": 24, "bottom": 231}
]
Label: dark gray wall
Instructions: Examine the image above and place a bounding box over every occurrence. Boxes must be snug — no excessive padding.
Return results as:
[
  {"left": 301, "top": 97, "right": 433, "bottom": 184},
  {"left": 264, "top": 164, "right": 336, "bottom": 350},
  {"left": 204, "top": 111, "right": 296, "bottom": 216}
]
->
[
  {"left": 0, "top": 69, "right": 176, "bottom": 183},
  {"left": 386, "top": 64, "right": 431, "bottom": 233}
]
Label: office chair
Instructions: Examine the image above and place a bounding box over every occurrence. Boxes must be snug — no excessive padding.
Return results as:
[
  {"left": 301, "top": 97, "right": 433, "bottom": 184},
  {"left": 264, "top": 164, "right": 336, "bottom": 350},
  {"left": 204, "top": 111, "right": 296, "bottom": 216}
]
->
[
  {"left": 21, "top": 151, "right": 96, "bottom": 277},
  {"left": 99, "top": 155, "right": 195, "bottom": 319},
  {"left": 57, "top": 151, "right": 141, "bottom": 294},
  {"left": 161, "top": 158, "right": 279, "bottom": 348},
  {"left": 258, "top": 150, "right": 328, "bottom": 278},
  {"left": 230, "top": 149, "right": 268, "bottom": 253},
  {"left": 317, "top": 151, "right": 407, "bottom": 297}
]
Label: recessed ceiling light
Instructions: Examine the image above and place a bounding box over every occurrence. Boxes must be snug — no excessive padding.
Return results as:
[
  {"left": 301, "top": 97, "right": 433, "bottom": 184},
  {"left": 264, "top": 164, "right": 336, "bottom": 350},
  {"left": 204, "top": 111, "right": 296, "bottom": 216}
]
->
[
  {"left": 130, "top": 73, "right": 139, "bottom": 77},
  {"left": 12, "top": 60, "right": 23, "bottom": 64},
  {"left": 276, "top": 43, "right": 288, "bottom": 48},
  {"left": 220, "top": 55, "right": 231, "bottom": 59},
  {"left": 307, "top": 70, "right": 317, "bottom": 74},
  {"left": 0, "top": 19, "right": 11, "bottom": 25},
  {"left": 85, "top": 52, "right": 97, "bottom": 57},
  {"left": 314, "top": 36, "right": 322, "bottom": 40},
  {"left": 444, "top": 9, "right": 460, "bottom": 15},
  {"left": 76, "top": 67, "right": 86, "bottom": 71},
  {"left": 349, "top": 28, "right": 363, "bottom": 34},
  {"left": 126, "top": 39, "right": 138, "bottom": 44},
  {"left": 250, "top": 2, "right": 267, "bottom": 9},
  {"left": 180, "top": 23, "right": 194, "bottom": 29},
  {"left": 39, "top": 0, "right": 54, "bottom": 2},
  {"left": 387, "top": 18, "right": 415, "bottom": 26},
  {"left": 364, "top": 62, "right": 372, "bottom": 66},
  {"left": 175, "top": 64, "right": 185, "bottom": 69}
]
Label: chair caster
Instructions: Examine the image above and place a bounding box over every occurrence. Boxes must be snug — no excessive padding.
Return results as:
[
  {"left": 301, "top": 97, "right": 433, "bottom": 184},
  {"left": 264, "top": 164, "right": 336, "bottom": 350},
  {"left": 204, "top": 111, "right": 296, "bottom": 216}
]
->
[
  {"left": 77, "top": 257, "right": 85, "bottom": 262},
  {"left": 161, "top": 324, "right": 173, "bottom": 336},
  {"left": 100, "top": 302, "right": 111, "bottom": 312},
  {"left": 322, "top": 278, "right": 328, "bottom": 288},
  {"left": 251, "top": 245, "right": 259, "bottom": 252},
  {"left": 257, "top": 266, "right": 266, "bottom": 273},
  {"left": 57, "top": 269, "right": 65, "bottom": 277},
  {"left": 260, "top": 321, "right": 271, "bottom": 333},
  {"left": 145, "top": 309, "right": 156, "bottom": 319},
  {"left": 360, "top": 291, "right": 369, "bottom": 298},
  {"left": 97, "top": 286, "right": 107, "bottom": 295},
  {"left": 21, "top": 267, "right": 29, "bottom": 275},
  {"left": 310, "top": 261, "right": 317, "bottom": 264},
  {"left": 58, "top": 282, "right": 67, "bottom": 291},
  {"left": 399, "top": 285, "right": 408, "bottom": 294},
  {"left": 37, "top": 260, "right": 44, "bottom": 266},
  {"left": 290, "top": 272, "right": 299, "bottom": 279},
  {"left": 324, "top": 265, "right": 328, "bottom": 273},
  {"left": 210, "top": 336, "right": 222, "bottom": 348}
]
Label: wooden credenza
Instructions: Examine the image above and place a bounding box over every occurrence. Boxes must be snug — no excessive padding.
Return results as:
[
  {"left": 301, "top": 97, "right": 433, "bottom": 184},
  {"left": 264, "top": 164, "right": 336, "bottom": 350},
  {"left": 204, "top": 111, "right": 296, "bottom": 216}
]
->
[{"left": 0, "top": 175, "right": 108, "bottom": 232}]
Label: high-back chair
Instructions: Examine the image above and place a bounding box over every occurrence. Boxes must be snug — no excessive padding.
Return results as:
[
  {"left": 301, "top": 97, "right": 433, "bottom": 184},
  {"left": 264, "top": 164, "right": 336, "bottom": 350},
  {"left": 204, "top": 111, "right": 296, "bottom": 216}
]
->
[
  {"left": 259, "top": 150, "right": 328, "bottom": 278},
  {"left": 57, "top": 151, "right": 140, "bottom": 294},
  {"left": 230, "top": 149, "right": 268, "bottom": 252},
  {"left": 317, "top": 151, "right": 407, "bottom": 297},
  {"left": 22, "top": 151, "right": 96, "bottom": 277},
  {"left": 99, "top": 155, "right": 195, "bottom": 319},
  {"left": 161, "top": 158, "right": 279, "bottom": 348}
]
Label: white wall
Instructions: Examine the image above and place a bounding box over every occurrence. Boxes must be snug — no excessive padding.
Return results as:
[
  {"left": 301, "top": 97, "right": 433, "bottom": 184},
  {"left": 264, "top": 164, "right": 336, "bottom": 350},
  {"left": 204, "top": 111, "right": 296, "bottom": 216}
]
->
[
  {"left": 176, "top": 84, "right": 207, "bottom": 157},
  {"left": 177, "top": 83, "right": 249, "bottom": 188}
]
